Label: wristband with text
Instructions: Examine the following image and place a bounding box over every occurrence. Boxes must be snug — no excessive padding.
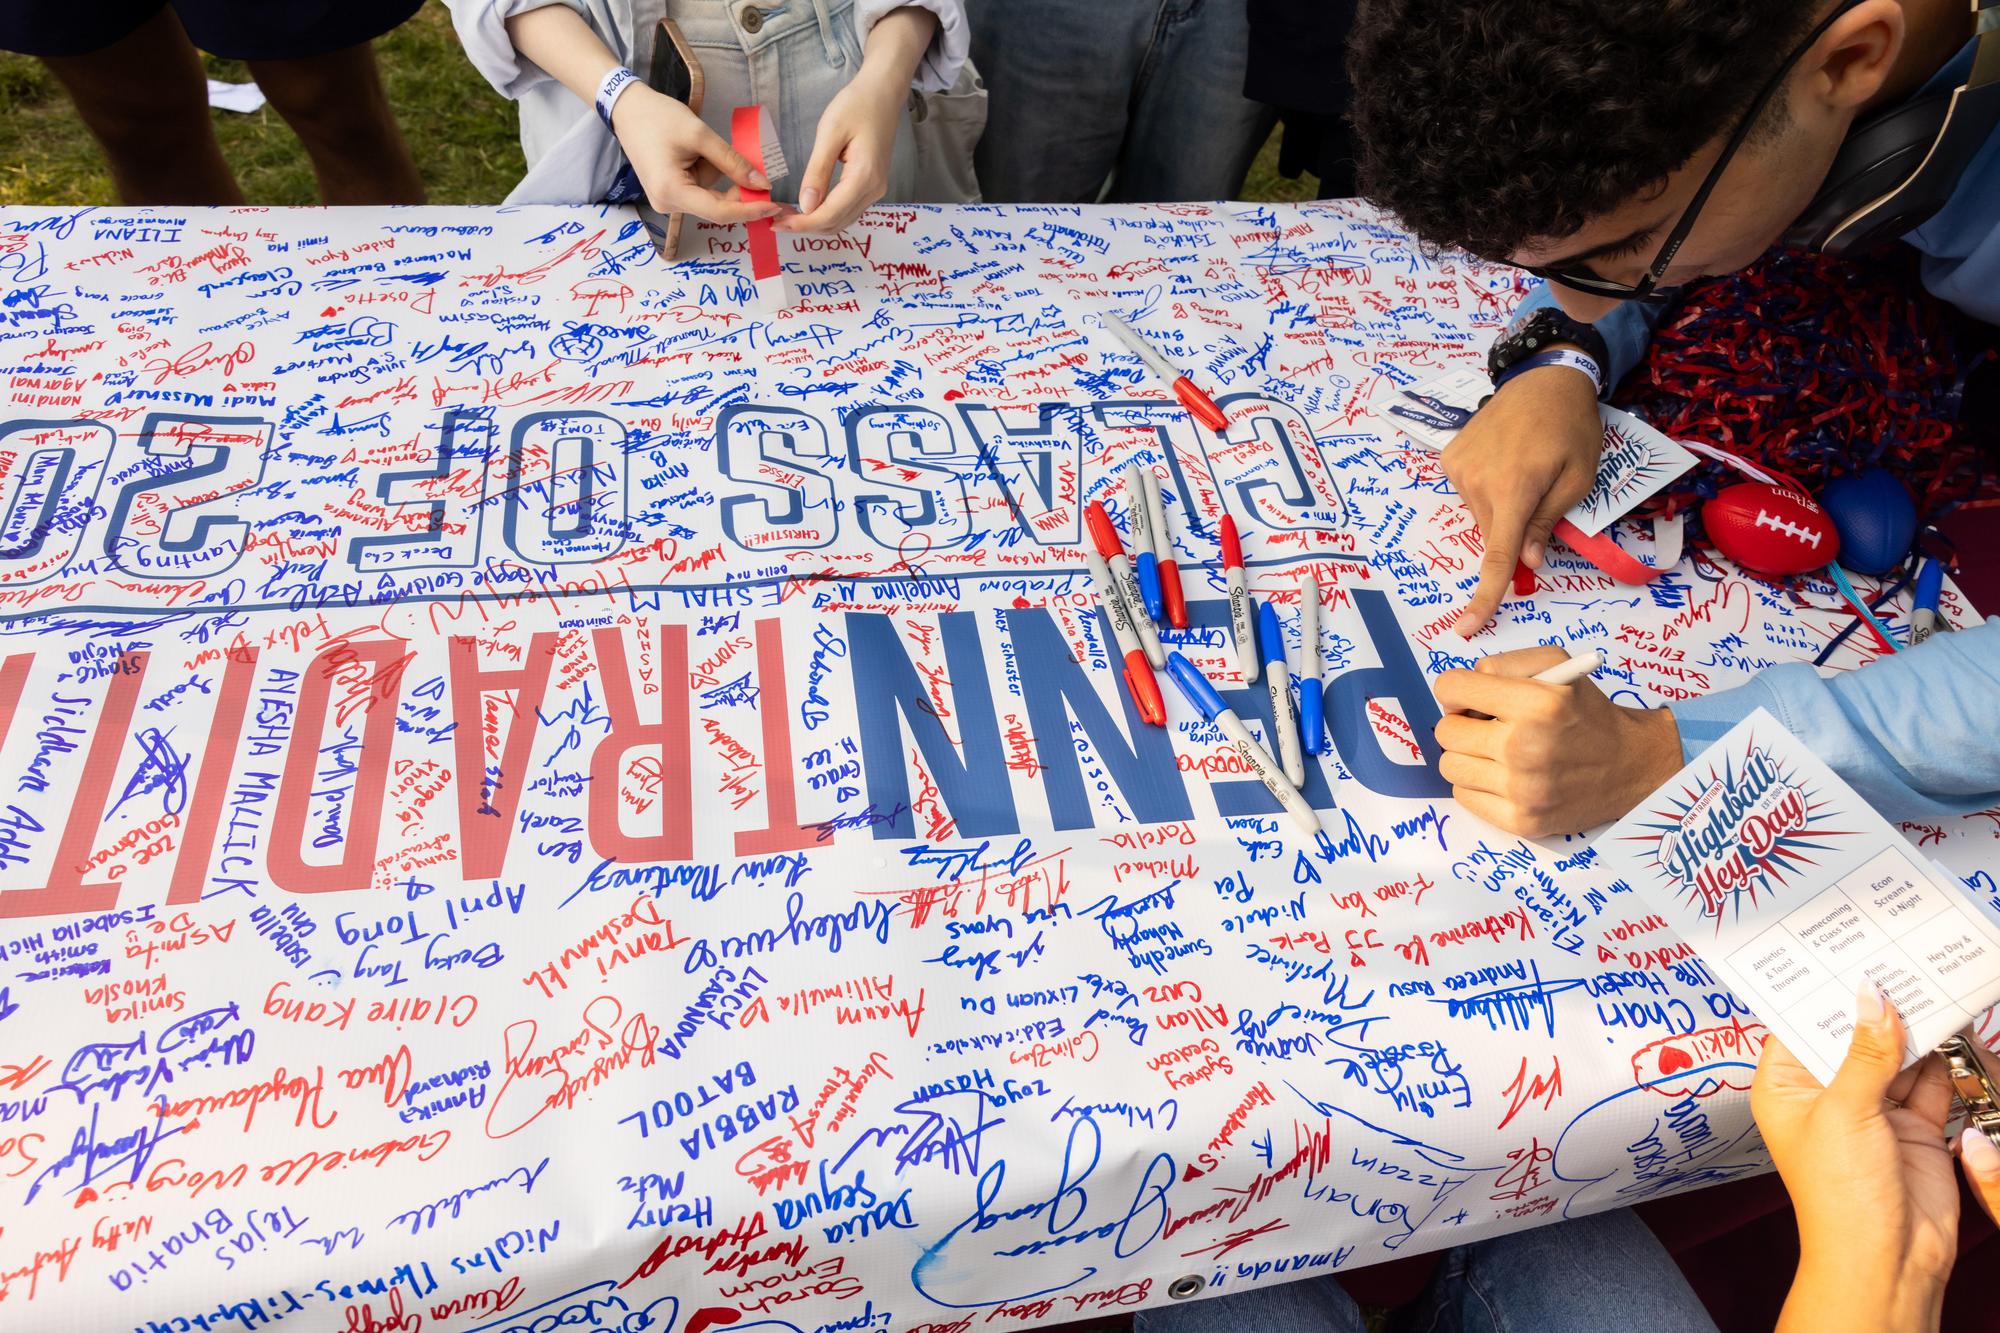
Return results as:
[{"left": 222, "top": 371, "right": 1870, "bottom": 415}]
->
[
  {"left": 1493, "top": 346, "right": 1605, "bottom": 395},
  {"left": 1487, "top": 306, "right": 1612, "bottom": 391},
  {"left": 595, "top": 66, "right": 640, "bottom": 129}
]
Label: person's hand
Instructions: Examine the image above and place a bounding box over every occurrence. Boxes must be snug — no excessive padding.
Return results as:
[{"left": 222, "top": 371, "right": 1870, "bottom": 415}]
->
[
  {"left": 776, "top": 64, "right": 902, "bottom": 234},
  {"left": 1432, "top": 645, "right": 1680, "bottom": 835},
  {"left": 609, "top": 85, "right": 781, "bottom": 226},
  {"left": 1752, "top": 993, "right": 1979, "bottom": 1333},
  {"left": 1444, "top": 358, "right": 1602, "bottom": 637},
  {"left": 779, "top": 4, "right": 934, "bottom": 234}
]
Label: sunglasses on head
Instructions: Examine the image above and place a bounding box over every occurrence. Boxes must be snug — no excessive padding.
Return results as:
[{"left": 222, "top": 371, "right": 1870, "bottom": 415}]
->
[{"left": 1523, "top": 0, "right": 1866, "bottom": 301}]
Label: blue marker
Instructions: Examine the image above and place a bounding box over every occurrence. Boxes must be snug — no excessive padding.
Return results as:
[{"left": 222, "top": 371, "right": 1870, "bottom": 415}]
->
[
  {"left": 1911, "top": 557, "right": 1946, "bottom": 645},
  {"left": 1164, "top": 652, "right": 1318, "bottom": 835},
  {"left": 1298, "top": 577, "right": 1325, "bottom": 755},
  {"left": 1126, "top": 462, "right": 1165, "bottom": 623},
  {"left": 1259, "top": 601, "right": 1306, "bottom": 787}
]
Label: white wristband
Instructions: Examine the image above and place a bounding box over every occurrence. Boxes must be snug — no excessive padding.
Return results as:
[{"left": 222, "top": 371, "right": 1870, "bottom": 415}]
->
[
  {"left": 594, "top": 66, "right": 639, "bottom": 130},
  {"left": 1497, "top": 345, "right": 1605, "bottom": 395}
]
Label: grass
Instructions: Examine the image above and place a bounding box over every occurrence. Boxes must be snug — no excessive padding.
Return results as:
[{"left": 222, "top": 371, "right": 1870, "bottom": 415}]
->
[
  {"left": 0, "top": 18, "right": 1344, "bottom": 1333},
  {"left": 0, "top": 0, "right": 1315, "bottom": 207},
  {"left": 0, "top": 2, "right": 525, "bottom": 205}
]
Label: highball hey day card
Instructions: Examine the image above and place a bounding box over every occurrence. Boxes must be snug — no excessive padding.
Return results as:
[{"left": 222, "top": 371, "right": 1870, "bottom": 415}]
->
[{"left": 1596, "top": 708, "right": 2000, "bottom": 1083}]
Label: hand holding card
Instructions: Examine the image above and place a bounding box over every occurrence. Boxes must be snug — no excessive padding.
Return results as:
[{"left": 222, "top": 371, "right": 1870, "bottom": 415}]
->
[{"left": 1595, "top": 708, "right": 2000, "bottom": 1084}]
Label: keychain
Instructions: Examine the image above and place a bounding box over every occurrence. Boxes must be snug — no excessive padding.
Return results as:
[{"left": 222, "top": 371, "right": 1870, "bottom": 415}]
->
[{"left": 1940, "top": 1034, "right": 2000, "bottom": 1136}]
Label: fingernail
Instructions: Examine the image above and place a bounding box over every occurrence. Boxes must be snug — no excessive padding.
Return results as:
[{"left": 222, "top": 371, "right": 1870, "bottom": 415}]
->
[
  {"left": 747, "top": 169, "right": 770, "bottom": 189},
  {"left": 1963, "top": 1126, "right": 2000, "bottom": 1173},
  {"left": 799, "top": 186, "right": 822, "bottom": 214},
  {"left": 1524, "top": 540, "right": 1545, "bottom": 568},
  {"left": 1855, "top": 981, "right": 1887, "bottom": 1026}
]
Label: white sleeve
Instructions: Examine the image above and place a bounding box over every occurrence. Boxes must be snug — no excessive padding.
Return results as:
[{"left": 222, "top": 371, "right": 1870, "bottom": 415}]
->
[
  {"left": 853, "top": 0, "right": 970, "bottom": 93},
  {"left": 443, "top": 0, "right": 594, "bottom": 101}
]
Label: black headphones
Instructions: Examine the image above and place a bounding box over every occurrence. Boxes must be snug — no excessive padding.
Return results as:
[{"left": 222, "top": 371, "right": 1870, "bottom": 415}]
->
[{"left": 1787, "top": 0, "right": 2000, "bottom": 253}]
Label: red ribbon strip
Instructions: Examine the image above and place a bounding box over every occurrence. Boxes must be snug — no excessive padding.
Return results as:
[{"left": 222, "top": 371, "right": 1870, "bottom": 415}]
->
[
  {"left": 730, "top": 105, "right": 780, "bottom": 285},
  {"left": 1553, "top": 518, "right": 1672, "bottom": 584}
]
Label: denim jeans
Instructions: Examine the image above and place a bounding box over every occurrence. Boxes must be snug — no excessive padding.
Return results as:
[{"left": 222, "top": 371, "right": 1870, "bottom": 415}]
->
[
  {"left": 964, "top": 0, "right": 1272, "bottom": 202},
  {"left": 673, "top": 0, "right": 916, "bottom": 207},
  {"left": 1133, "top": 1209, "right": 1719, "bottom": 1333}
]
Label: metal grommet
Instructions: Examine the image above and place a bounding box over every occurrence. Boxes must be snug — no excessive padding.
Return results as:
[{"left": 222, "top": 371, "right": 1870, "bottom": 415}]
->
[
  {"left": 1167, "top": 1276, "right": 1205, "bottom": 1300},
  {"left": 739, "top": 6, "right": 765, "bottom": 32}
]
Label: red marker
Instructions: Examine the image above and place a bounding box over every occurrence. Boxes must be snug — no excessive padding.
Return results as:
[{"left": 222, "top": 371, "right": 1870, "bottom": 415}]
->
[
  {"left": 1103, "top": 312, "right": 1230, "bottom": 432},
  {"left": 1083, "top": 548, "right": 1165, "bottom": 726},
  {"left": 1139, "top": 467, "right": 1189, "bottom": 629},
  {"left": 1085, "top": 501, "right": 1165, "bottom": 667},
  {"left": 1221, "top": 514, "right": 1257, "bottom": 679}
]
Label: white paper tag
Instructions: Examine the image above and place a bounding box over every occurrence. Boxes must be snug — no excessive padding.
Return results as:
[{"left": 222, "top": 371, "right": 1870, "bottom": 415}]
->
[
  {"left": 1379, "top": 367, "right": 1490, "bottom": 451},
  {"left": 1566, "top": 407, "right": 1698, "bottom": 536}
]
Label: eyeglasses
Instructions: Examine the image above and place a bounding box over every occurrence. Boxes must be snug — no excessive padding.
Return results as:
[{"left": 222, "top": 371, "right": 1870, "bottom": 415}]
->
[{"left": 1523, "top": 0, "right": 1864, "bottom": 301}]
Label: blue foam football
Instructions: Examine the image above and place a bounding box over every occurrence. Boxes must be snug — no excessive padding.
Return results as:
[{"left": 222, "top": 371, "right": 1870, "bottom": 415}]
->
[{"left": 1819, "top": 467, "right": 1917, "bottom": 576}]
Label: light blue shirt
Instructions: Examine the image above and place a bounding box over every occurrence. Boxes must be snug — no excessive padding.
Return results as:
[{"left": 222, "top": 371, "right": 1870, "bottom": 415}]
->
[
  {"left": 1510, "top": 37, "right": 2000, "bottom": 817},
  {"left": 1671, "top": 622, "right": 2000, "bottom": 819}
]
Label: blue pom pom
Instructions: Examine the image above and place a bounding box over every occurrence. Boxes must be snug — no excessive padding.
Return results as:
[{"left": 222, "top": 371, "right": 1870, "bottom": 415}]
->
[{"left": 1819, "top": 467, "right": 1916, "bottom": 576}]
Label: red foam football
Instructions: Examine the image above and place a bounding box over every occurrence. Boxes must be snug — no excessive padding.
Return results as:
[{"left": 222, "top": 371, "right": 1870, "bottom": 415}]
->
[{"left": 1703, "top": 482, "right": 1840, "bottom": 577}]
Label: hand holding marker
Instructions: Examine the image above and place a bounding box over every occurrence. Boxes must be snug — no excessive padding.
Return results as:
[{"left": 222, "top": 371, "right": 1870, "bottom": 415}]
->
[
  {"left": 1530, "top": 648, "right": 1604, "bottom": 685},
  {"left": 1085, "top": 501, "right": 1165, "bottom": 668},
  {"left": 1083, "top": 546, "right": 1166, "bottom": 725},
  {"left": 1259, "top": 601, "right": 1307, "bottom": 787},
  {"left": 1125, "top": 461, "right": 1165, "bottom": 623},
  {"left": 1165, "top": 652, "right": 1319, "bottom": 835}
]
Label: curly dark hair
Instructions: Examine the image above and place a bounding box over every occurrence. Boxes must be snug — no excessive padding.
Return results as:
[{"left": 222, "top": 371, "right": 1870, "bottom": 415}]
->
[{"left": 1346, "top": 0, "right": 1823, "bottom": 259}]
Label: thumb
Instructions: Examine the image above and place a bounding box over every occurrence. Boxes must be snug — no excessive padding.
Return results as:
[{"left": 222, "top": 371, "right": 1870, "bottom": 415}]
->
[
  {"left": 1474, "top": 645, "right": 1572, "bottom": 679},
  {"left": 691, "top": 122, "right": 770, "bottom": 193},
  {"left": 1960, "top": 1124, "right": 2000, "bottom": 1228},
  {"left": 793, "top": 131, "right": 841, "bottom": 219},
  {"left": 1825, "top": 982, "right": 1908, "bottom": 1109}
]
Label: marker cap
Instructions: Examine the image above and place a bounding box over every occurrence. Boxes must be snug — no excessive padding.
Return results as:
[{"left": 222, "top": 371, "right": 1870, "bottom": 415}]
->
[
  {"left": 1258, "top": 601, "right": 1286, "bottom": 668},
  {"left": 1160, "top": 560, "right": 1189, "bottom": 629},
  {"left": 1173, "top": 376, "right": 1229, "bottom": 432},
  {"left": 1220, "top": 515, "right": 1244, "bottom": 570},
  {"left": 1299, "top": 678, "right": 1325, "bottom": 755},
  {"left": 1915, "top": 557, "right": 1944, "bottom": 610},
  {"left": 1164, "top": 651, "right": 1227, "bottom": 722},
  {"left": 1084, "top": 501, "right": 1122, "bottom": 558},
  {"left": 1123, "top": 653, "right": 1167, "bottom": 726}
]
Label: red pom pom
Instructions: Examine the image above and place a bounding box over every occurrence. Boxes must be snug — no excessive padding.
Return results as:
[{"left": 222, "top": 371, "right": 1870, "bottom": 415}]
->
[
  {"left": 1611, "top": 248, "right": 1997, "bottom": 527},
  {"left": 1705, "top": 483, "right": 1840, "bottom": 576}
]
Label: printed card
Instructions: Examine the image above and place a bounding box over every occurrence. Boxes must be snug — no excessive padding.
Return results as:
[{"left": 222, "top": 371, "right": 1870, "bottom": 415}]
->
[
  {"left": 1565, "top": 407, "right": 1699, "bottom": 536},
  {"left": 1386, "top": 377, "right": 1695, "bottom": 535},
  {"left": 1380, "top": 366, "right": 1491, "bottom": 451},
  {"left": 1595, "top": 707, "right": 2000, "bottom": 1084}
]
